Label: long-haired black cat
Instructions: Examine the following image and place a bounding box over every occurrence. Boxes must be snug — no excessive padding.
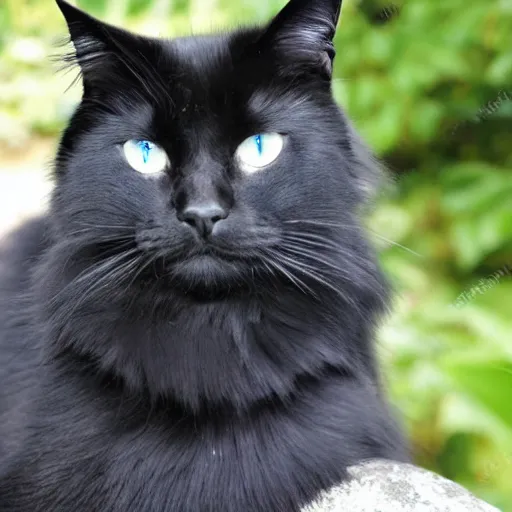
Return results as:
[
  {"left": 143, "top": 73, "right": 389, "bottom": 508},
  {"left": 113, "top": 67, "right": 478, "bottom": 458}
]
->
[{"left": 0, "top": 0, "right": 407, "bottom": 510}]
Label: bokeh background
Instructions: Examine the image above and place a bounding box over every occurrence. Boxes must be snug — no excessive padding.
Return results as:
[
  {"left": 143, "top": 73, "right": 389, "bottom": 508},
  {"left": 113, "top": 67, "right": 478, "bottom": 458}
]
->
[{"left": 1, "top": 0, "right": 511, "bottom": 508}]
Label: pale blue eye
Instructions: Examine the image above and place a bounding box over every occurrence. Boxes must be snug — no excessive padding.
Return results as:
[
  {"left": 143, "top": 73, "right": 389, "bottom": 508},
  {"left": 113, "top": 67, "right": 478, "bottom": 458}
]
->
[
  {"left": 236, "top": 133, "right": 284, "bottom": 174},
  {"left": 123, "top": 139, "right": 170, "bottom": 174}
]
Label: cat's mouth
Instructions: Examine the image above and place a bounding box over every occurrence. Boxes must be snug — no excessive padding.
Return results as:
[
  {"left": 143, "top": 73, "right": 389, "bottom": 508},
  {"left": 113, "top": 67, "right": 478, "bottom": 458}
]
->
[
  {"left": 148, "top": 252, "right": 252, "bottom": 297},
  {"left": 133, "top": 223, "right": 274, "bottom": 293}
]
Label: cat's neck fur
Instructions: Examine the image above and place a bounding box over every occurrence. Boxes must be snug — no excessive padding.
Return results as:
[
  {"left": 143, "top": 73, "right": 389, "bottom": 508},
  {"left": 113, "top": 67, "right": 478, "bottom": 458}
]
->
[{"left": 36, "top": 240, "right": 385, "bottom": 415}]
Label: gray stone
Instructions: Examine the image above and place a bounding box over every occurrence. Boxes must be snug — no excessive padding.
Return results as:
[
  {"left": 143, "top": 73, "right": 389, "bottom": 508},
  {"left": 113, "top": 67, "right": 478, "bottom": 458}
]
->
[{"left": 302, "top": 460, "right": 500, "bottom": 512}]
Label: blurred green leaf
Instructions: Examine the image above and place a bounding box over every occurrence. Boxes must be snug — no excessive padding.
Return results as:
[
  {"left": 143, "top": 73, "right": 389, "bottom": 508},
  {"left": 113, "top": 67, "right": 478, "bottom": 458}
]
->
[{"left": 444, "top": 361, "right": 512, "bottom": 428}]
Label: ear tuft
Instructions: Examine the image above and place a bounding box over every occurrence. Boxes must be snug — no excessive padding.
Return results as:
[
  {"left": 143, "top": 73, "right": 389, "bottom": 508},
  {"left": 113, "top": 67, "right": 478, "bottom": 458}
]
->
[
  {"left": 56, "top": 0, "right": 115, "bottom": 86},
  {"left": 261, "top": 0, "right": 343, "bottom": 79},
  {"left": 55, "top": 0, "right": 159, "bottom": 96}
]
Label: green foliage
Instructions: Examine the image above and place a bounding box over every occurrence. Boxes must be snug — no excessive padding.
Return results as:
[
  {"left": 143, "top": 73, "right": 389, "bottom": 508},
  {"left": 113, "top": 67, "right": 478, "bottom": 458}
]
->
[
  {"left": 1, "top": 0, "right": 511, "bottom": 508},
  {"left": 343, "top": 2, "right": 512, "bottom": 507}
]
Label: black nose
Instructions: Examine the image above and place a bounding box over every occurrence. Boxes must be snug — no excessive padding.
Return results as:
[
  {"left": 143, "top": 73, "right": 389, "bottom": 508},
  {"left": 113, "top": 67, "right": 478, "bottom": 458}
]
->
[{"left": 178, "top": 202, "right": 229, "bottom": 238}]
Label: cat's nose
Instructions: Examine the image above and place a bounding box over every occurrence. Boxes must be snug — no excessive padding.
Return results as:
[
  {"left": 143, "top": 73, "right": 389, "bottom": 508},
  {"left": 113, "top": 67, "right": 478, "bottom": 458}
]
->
[{"left": 178, "top": 202, "right": 229, "bottom": 238}]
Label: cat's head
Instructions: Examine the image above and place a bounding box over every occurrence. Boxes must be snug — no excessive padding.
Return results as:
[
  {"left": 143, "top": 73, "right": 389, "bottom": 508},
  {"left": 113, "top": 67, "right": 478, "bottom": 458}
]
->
[{"left": 50, "top": 0, "right": 382, "bottom": 303}]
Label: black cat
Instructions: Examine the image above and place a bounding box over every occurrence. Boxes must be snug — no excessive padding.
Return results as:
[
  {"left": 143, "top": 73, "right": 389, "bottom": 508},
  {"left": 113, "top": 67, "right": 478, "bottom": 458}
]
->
[{"left": 0, "top": 0, "right": 407, "bottom": 510}]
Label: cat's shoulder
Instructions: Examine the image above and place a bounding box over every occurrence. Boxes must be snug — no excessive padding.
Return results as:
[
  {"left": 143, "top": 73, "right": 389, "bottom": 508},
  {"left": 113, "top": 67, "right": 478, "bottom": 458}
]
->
[
  {"left": 0, "top": 216, "right": 50, "bottom": 281},
  {"left": 0, "top": 216, "right": 50, "bottom": 473},
  {"left": 0, "top": 215, "right": 50, "bottom": 353}
]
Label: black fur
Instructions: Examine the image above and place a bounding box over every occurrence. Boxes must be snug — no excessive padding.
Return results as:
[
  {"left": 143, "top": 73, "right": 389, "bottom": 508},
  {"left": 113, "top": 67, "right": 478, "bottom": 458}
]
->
[{"left": 0, "top": 0, "right": 407, "bottom": 510}]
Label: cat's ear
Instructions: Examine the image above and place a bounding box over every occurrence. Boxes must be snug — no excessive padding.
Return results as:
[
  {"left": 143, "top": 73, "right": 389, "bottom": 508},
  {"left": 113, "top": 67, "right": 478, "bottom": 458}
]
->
[
  {"left": 55, "top": 0, "right": 149, "bottom": 92},
  {"left": 259, "top": 0, "right": 342, "bottom": 79}
]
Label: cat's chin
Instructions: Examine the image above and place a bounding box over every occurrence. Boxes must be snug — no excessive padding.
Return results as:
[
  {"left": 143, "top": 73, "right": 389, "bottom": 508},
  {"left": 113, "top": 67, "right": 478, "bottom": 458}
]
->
[{"left": 169, "top": 254, "right": 250, "bottom": 296}]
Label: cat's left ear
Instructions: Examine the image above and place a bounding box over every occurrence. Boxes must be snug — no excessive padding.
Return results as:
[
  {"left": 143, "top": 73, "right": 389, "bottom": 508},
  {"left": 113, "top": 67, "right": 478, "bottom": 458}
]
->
[{"left": 260, "top": 0, "right": 343, "bottom": 79}]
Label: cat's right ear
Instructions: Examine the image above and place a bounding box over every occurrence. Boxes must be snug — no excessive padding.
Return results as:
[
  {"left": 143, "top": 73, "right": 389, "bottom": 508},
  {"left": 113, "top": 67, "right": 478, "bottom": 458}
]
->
[{"left": 55, "top": 0, "right": 144, "bottom": 92}]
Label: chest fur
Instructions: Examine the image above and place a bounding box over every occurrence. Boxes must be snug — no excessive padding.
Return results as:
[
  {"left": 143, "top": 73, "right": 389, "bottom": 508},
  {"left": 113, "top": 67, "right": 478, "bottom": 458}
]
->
[{"left": 2, "top": 374, "right": 362, "bottom": 512}]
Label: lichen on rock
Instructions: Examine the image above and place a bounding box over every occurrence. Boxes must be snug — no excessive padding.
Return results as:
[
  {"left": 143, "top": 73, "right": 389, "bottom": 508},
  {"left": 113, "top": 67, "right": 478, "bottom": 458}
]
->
[{"left": 303, "top": 460, "right": 501, "bottom": 512}]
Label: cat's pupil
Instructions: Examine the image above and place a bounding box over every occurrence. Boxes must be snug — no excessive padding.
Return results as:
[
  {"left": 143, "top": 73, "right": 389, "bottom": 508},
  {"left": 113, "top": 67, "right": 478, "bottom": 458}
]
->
[
  {"left": 255, "top": 135, "right": 263, "bottom": 155},
  {"left": 138, "top": 141, "right": 152, "bottom": 163}
]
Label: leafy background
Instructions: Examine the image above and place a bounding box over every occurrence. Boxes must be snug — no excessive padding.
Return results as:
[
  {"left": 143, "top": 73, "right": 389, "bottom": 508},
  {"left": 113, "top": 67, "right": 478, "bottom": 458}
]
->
[{"left": 1, "top": 0, "right": 511, "bottom": 508}]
